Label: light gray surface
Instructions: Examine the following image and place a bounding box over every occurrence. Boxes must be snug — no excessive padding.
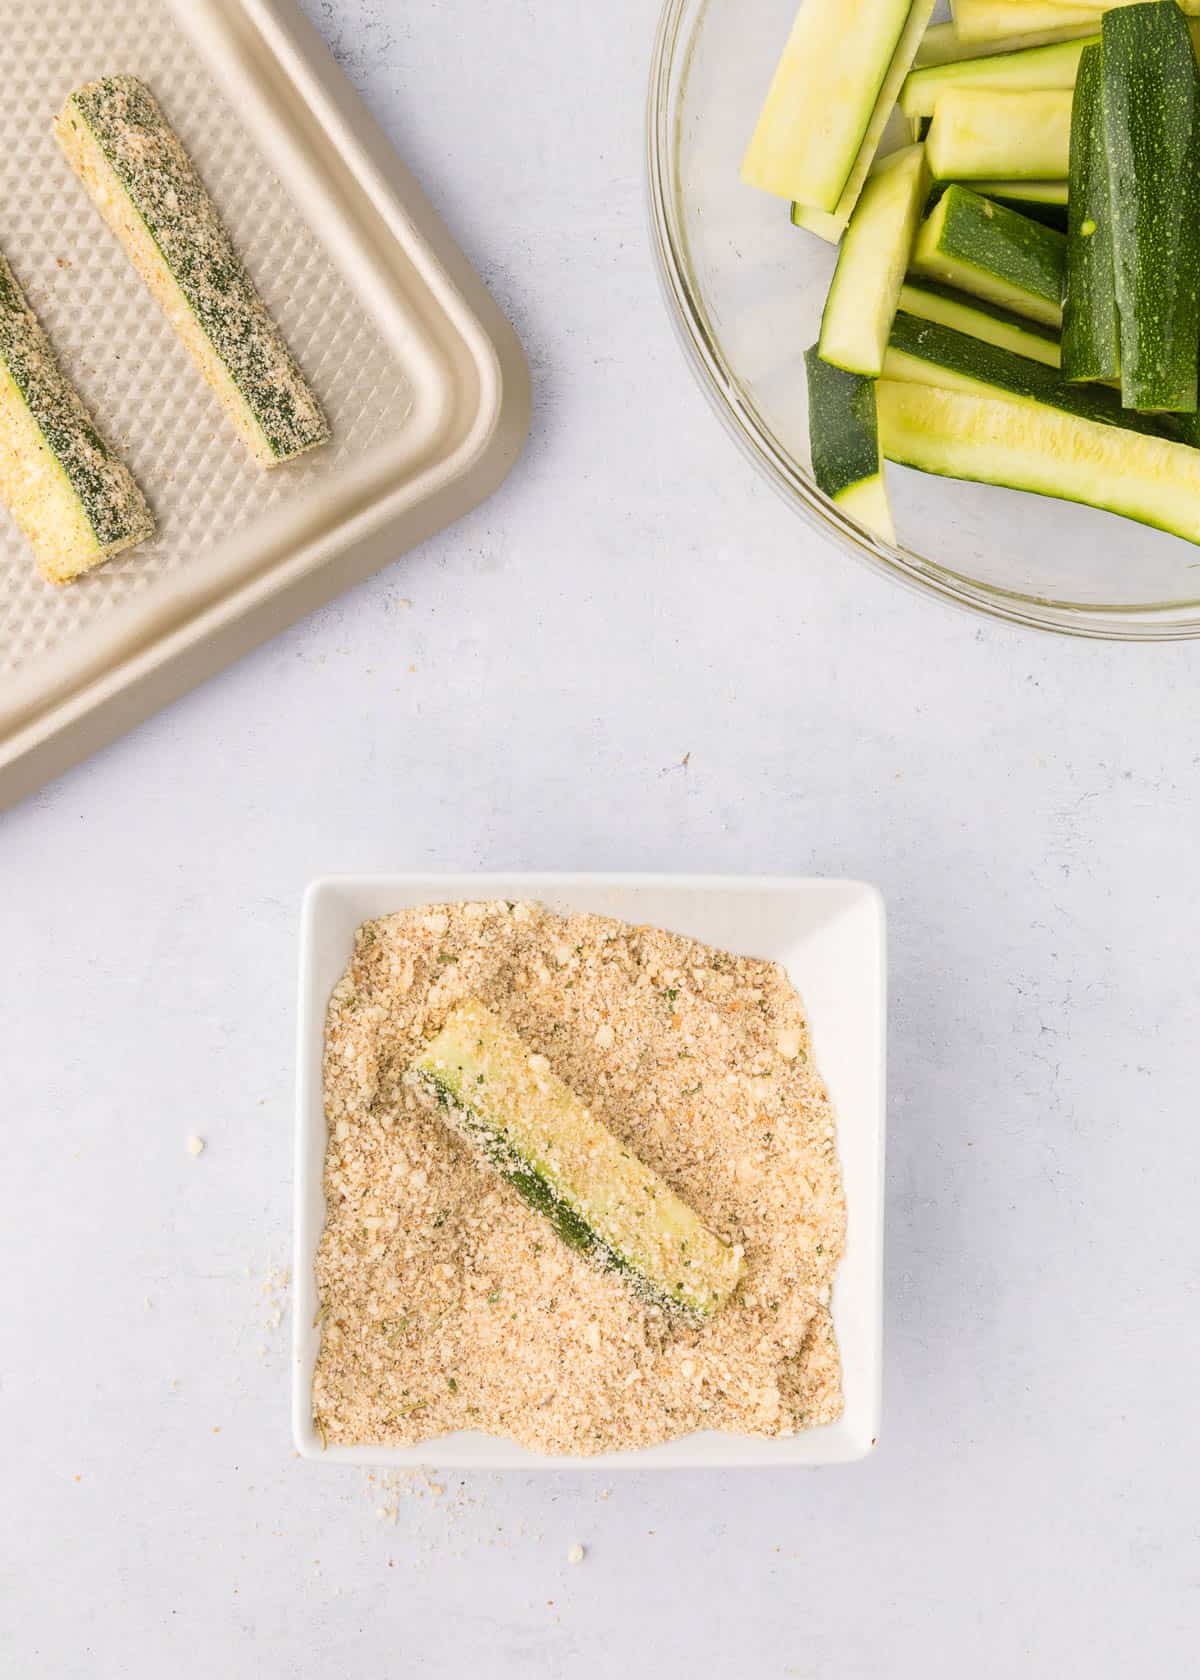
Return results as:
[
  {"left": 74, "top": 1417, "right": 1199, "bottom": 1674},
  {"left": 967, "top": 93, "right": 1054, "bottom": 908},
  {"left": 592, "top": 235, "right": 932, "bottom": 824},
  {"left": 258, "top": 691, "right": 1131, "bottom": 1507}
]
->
[{"left": 2, "top": 1, "right": 1198, "bottom": 1674}]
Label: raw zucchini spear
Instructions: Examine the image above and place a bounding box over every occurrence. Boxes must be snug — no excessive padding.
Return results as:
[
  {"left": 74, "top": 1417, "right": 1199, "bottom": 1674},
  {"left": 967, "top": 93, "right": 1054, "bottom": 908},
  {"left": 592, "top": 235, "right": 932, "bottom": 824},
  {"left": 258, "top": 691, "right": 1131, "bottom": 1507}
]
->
[
  {"left": 1053, "top": 0, "right": 1200, "bottom": 10},
  {"left": 926, "top": 178, "right": 1068, "bottom": 230},
  {"left": 977, "top": 181, "right": 1068, "bottom": 205},
  {"left": 972, "top": 180, "right": 1069, "bottom": 231},
  {"left": 819, "top": 145, "right": 929, "bottom": 377},
  {"left": 742, "top": 0, "right": 912, "bottom": 211},
  {"left": 877, "top": 378, "right": 1200, "bottom": 546},
  {"left": 951, "top": 3, "right": 1104, "bottom": 47},
  {"left": 412, "top": 1001, "right": 745, "bottom": 1319},
  {"left": 805, "top": 349, "right": 895, "bottom": 542},
  {"left": 885, "top": 312, "right": 1167, "bottom": 436},
  {"left": 790, "top": 0, "right": 938, "bottom": 242},
  {"left": 926, "top": 88, "right": 1074, "bottom": 180},
  {"left": 901, "top": 35, "right": 1093, "bottom": 118},
  {"left": 0, "top": 251, "right": 153, "bottom": 584},
  {"left": 899, "top": 279, "right": 1062, "bottom": 366},
  {"left": 916, "top": 18, "right": 1099, "bottom": 63},
  {"left": 951, "top": 1, "right": 1200, "bottom": 42},
  {"left": 56, "top": 76, "right": 329, "bottom": 466},
  {"left": 1103, "top": 3, "right": 1200, "bottom": 412},
  {"left": 912, "top": 185, "right": 1066, "bottom": 328},
  {"left": 1062, "top": 44, "right": 1119, "bottom": 384}
]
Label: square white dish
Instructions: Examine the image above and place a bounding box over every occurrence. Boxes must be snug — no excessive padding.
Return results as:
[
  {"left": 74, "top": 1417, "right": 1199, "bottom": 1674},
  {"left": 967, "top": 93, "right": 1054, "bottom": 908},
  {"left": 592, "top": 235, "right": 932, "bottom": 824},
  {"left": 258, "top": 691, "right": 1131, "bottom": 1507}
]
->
[{"left": 294, "top": 874, "right": 886, "bottom": 1468}]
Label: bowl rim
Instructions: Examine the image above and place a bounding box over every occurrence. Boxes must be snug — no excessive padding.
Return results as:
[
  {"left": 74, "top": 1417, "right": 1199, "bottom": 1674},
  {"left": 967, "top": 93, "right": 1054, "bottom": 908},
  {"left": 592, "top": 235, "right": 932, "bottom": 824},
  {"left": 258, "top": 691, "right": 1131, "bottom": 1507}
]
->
[{"left": 645, "top": 0, "right": 1200, "bottom": 641}]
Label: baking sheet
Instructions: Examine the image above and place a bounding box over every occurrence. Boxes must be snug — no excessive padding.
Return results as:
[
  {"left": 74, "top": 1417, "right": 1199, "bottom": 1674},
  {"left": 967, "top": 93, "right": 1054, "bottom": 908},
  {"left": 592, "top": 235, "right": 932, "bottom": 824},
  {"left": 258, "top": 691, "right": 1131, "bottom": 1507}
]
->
[{"left": 0, "top": 0, "right": 528, "bottom": 806}]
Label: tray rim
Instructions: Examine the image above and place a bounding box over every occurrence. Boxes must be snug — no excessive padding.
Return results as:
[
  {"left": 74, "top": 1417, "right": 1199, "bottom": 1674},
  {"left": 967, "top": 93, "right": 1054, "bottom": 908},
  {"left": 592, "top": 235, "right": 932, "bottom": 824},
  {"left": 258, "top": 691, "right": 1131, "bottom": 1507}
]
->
[
  {"left": 0, "top": 0, "right": 530, "bottom": 811},
  {"left": 293, "top": 872, "right": 886, "bottom": 1470}
]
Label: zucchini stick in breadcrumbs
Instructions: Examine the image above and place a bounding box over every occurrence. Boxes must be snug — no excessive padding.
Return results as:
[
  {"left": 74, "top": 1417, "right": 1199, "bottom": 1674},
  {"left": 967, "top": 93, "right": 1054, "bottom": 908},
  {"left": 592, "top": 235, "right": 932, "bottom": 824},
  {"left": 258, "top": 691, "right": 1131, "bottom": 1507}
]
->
[
  {"left": 413, "top": 999, "right": 746, "bottom": 1319},
  {"left": 0, "top": 250, "right": 153, "bottom": 584},
  {"left": 55, "top": 76, "right": 329, "bottom": 468}
]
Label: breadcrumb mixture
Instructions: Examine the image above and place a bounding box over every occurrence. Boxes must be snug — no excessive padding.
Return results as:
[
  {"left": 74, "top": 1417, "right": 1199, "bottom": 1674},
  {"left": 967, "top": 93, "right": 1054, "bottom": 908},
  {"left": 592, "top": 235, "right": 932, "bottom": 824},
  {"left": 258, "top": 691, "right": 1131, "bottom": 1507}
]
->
[{"left": 314, "top": 901, "right": 846, "bottom": 1455}]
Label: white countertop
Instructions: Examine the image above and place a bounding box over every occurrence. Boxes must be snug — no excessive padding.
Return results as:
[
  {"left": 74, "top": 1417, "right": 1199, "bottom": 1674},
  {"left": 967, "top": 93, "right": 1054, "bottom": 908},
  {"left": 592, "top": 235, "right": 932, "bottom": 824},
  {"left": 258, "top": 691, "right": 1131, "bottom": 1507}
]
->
[{"left": 4, "top": 2, "right": 1198, "bottom": 1674}]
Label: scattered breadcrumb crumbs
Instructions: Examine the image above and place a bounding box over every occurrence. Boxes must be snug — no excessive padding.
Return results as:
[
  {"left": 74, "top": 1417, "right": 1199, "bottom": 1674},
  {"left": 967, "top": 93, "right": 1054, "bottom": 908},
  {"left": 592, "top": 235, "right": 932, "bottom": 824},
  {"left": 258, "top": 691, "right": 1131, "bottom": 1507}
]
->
[
  {"left": 186, "top": 1135, "right": 205, "bottom": 1157},
  {"left": 313, "top": 901, "right": 845, "bottom": 1456},
  {"left": 567, "top": 1542, "right": 585, "bottom": 1565}
]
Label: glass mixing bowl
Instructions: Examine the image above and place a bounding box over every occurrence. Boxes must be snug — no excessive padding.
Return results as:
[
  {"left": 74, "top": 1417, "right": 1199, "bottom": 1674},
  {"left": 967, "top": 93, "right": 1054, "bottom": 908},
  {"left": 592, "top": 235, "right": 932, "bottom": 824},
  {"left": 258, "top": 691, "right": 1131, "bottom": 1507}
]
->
[{"left": 647, "top": 0, "right": 1200, "bottom": 639}]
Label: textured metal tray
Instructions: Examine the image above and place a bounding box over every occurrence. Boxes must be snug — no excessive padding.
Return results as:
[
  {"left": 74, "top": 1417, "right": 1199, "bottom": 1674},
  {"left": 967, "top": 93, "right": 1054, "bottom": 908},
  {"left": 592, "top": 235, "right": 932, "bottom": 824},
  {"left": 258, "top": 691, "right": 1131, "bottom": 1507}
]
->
[{"left": 0, "top": 0, "right": 529, "bottom": 808}]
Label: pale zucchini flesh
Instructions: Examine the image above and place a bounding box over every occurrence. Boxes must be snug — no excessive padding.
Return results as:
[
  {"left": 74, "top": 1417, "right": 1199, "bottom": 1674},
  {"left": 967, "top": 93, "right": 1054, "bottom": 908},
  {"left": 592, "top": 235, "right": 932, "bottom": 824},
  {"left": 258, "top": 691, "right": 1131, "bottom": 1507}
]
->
[
  {"left": 972, "top": 181, "right": 1069, "bottom": 232},
  {"left": 898, "top": 279, "right": 1062, "bottom": 366},
  {"left": 926, "top": 87, "right": 1074, "bottom": 180},
  {"left": 901, "top": 35, "right": 1093, "bottom": 118},
  {"left": 951, "top": 3, "right": 1104, "bottom": 47},
  {"left": 412, "top": 1000, "right": 745, "bottom": 1318},
  {"left": 953, "top": 0, "right": 1200, "bottom": 48},
  {"left": 790, "top": 0, "right": 938, "bottom": 241},
  {"left": 916, "top": 18, "right": 1100, "bottom": 63},
  {"left": 742, "top": 0, "right": 912, "bottom": 211},
  {"left": 0, "top": 252, "right": 153, "bottom": 584},
  {"left": 926, "top": 177, "right": 1068, "bottom": 232},
  {"left": 56, "top": 76, "right": 329, "bottom": 467},
  {"left": 819, "top": 145, "right": 929, "bottom": 377},
  {"left": 912, "top": 185, "right": 1066, "bottom": 328},
  {"left": 877, "top": 379, "right": 1200, "bottom": 545}
]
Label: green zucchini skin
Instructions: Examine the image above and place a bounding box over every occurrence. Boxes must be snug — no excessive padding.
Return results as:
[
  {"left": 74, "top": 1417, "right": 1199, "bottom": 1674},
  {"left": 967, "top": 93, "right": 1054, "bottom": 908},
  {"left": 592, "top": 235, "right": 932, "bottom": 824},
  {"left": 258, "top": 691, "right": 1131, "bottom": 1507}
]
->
[
  {"left": 886, "top": 312, "right": 1169, "bottom": 437},
  {"left": 915, "top": 19, "right": 1100, "bottom": 65},
  {"left": 805, "top": 347, "right": 894, "bottom": 541},
  {"left": 1063, "top": 44, "right": 1119, "bottom": 384},
  {"left": 1102, "top": 3, "right": 1200, "bottom": 412},
  {"left": 912, "top": 184, "right": 1067, "bottom": 327}
]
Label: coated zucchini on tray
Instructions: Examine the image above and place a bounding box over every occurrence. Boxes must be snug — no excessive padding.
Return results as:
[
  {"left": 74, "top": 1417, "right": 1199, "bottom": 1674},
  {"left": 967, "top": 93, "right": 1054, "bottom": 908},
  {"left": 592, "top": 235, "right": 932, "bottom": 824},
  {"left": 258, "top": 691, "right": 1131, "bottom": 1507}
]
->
[
  {"left": 56, "top": 76, "right": 329, "bottom": 468},
  {"left": 742, "top": 0, "right": 1200, "bottom": 553},
  {"left": 0, "top": 251, "right": 153, "bottom": 584},
  {"left": 412, "top": 1000, "right": 746, "bottom": 1319}
]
